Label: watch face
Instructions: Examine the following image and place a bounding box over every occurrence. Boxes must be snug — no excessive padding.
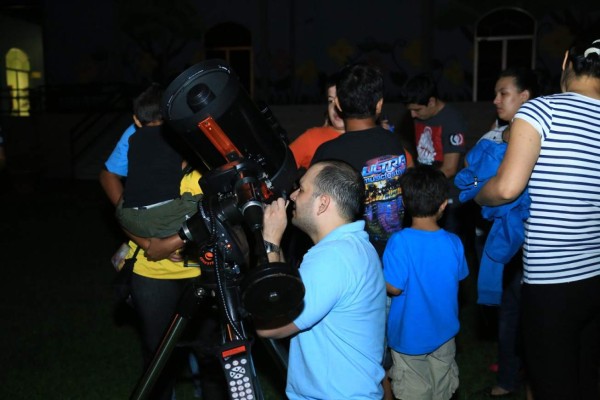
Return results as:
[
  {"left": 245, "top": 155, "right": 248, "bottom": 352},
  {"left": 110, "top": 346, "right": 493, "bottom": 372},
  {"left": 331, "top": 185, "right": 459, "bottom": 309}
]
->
[{"left": 264, "top": 241, "right": 280, "bottom": 253}]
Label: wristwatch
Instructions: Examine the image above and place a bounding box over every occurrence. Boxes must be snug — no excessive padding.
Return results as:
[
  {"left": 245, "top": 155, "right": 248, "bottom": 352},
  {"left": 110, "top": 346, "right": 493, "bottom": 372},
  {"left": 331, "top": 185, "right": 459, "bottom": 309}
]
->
[{"left": 263, "top": 240, "right": 281, "bottom": 254}]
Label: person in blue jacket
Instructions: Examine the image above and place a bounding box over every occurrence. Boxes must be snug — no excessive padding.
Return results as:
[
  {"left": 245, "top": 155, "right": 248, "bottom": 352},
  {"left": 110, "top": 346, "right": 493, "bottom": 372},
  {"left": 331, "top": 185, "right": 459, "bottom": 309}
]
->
[{"left": 455, "top": 67, "right": 540, "bottom": 397}]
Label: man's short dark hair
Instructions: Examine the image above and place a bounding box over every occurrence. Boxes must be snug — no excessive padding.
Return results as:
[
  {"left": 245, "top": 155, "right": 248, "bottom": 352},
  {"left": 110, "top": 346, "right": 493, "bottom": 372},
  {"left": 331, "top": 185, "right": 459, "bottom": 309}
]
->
[
  {"left": 133, "top": 83, "right": 163, "bottom": 125},
  {"left": 312, "top": 160, "right": 365, "bottom": 221},
  {"left": 400, "top": 165, "right": 448, "bottom": 217},
  {"left": 336, "top": 64, "right": 383, "bottom": 119},
  {"left": 400, "top": 74, "right": 438, "bottom": 105}
]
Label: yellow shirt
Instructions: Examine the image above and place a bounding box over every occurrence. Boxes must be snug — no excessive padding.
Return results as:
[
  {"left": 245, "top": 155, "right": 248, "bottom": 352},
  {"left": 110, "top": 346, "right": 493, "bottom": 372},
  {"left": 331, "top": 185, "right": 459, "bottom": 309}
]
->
[{"left": 129, "top": 170, "right": 202, "bottom": 280}]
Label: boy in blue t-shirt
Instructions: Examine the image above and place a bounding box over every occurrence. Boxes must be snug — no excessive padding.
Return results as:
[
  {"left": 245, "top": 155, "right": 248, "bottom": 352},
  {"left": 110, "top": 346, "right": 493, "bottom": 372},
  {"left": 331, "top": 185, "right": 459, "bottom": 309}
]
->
[{"left": 383, "top": 165, "right": 468, "bottom": 400}]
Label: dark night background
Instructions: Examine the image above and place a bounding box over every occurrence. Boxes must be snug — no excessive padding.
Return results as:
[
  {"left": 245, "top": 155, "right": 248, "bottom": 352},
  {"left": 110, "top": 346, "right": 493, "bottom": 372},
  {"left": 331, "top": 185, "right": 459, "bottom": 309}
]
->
[
  {"left": 0, "top": 1, "right": 599, "bottom": 399},
  {"left": 2, "top": 0, "right": 600, "bottom": 180}
]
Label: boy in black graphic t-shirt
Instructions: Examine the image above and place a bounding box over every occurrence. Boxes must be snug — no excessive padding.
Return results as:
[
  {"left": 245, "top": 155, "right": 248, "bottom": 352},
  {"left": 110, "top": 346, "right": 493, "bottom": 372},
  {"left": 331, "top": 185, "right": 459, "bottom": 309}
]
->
[{"left": 312, "top": 64, "right": 412, "bottom": 256}]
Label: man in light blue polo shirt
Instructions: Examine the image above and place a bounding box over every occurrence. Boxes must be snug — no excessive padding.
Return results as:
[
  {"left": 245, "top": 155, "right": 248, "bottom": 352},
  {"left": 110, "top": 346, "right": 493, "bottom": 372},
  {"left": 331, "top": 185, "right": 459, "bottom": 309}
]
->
[{"left": 258, "top": 160, "right": 386, "bottom": 399}]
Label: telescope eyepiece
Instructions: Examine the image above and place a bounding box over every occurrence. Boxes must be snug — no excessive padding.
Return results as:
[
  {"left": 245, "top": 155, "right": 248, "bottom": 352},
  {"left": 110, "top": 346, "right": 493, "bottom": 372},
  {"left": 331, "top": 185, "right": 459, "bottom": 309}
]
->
[{"left": 187, "top": 83, "right": 215, "bottom": 112}]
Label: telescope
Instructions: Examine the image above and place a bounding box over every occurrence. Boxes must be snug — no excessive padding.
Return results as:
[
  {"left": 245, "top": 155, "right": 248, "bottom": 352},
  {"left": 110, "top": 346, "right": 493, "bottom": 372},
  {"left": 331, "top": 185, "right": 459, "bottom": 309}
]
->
[{"left": 131, "top": 59, "right": 305, "bottom": 400}]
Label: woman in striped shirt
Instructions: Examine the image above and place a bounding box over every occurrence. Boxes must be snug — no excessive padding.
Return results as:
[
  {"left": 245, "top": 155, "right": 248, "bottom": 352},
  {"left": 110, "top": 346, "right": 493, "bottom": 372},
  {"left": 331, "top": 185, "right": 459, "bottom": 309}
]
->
[{"left": 476, "top": 33, "right": 600, "bottom": 400}]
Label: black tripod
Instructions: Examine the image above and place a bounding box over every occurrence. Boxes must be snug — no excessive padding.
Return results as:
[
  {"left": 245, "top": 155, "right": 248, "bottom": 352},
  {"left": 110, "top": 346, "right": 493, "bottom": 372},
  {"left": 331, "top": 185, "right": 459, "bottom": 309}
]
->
[
  {"left": 130, "top": 199, "right": 298, "bottom": 400},
  {"left": 129, "top": 277, "right": 285, "bottom": 400}
]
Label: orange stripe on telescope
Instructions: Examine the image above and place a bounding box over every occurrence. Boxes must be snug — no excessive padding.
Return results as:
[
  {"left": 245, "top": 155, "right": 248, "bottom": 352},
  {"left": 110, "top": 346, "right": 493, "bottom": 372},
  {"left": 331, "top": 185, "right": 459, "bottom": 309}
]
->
[{"left": 198, "top": 116, "right": 242, "bottom": 161}]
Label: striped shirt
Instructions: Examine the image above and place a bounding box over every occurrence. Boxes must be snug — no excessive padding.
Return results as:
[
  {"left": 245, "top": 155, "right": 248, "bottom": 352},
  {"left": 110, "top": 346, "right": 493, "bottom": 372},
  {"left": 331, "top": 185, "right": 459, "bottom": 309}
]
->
[{"left": 515, "top": 93, "right": 600, "bottom": 284}]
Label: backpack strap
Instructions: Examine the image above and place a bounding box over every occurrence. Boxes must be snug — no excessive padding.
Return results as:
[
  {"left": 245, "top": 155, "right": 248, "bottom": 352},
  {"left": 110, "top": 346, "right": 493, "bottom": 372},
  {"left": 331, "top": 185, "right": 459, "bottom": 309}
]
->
[{"left": 130, "top": 245, "right": 141, "bottom": 261}]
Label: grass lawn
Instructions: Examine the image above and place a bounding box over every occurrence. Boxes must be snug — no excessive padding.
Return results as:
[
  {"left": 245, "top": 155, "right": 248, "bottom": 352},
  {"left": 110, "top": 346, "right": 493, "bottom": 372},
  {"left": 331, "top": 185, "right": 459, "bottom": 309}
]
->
[{"left": 0, "top": 179, "right": 528, "bottom": 399}]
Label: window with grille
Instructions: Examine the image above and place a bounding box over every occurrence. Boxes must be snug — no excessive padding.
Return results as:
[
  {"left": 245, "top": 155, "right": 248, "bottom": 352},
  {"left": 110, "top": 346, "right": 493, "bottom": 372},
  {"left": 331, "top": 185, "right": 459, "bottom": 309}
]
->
[
  {"left": 473, "top": 8, "right": 536, "bottom": 101},
  {"left": 6, "top": 48, "right": 31, "bottom": 116}
]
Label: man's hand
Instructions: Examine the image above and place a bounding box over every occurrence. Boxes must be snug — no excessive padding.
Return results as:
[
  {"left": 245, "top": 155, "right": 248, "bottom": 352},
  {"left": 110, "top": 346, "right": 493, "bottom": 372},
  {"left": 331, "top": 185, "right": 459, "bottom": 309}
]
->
[
  {"left": 145, "top": 235, "right": 185, "bottom": 261},
  {"left": 262, "top": 197, "right": 289, "bottom": 246}
]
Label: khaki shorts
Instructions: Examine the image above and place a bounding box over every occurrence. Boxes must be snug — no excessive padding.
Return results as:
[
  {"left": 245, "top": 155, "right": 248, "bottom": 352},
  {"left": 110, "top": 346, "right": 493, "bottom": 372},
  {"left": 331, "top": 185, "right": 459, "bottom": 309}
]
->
[{"left": 390, "top": 338, "right": 459, "bottom": 400}]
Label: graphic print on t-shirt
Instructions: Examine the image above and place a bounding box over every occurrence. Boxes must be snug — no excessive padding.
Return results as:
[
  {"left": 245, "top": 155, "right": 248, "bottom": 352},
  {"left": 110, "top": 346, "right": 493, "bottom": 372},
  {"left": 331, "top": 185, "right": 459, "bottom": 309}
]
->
[
  {"left": 416, "top": 126, "right": 436, "bottom": 165},
  {"left": 415, "top": 122, "right": 443, "bottom": 165},
  {"left": 414, "top": 121, "right": 465, "bottom": 166},
  {"left": 362, "top": 154, "right": 408, "bottom": 245}
]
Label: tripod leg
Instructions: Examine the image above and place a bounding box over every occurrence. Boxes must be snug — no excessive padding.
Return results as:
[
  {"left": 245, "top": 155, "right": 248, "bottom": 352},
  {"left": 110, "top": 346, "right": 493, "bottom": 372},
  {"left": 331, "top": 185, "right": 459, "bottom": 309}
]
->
[{"left": 130, "top": 314, "right": 189, "bottom": 400}]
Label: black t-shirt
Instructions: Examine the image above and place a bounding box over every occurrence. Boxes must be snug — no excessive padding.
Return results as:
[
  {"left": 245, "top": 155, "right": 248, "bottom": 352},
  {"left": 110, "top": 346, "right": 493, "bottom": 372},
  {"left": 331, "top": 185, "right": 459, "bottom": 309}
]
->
[{"left": 312, "top": 126, "right": 409, "bottom": 256}]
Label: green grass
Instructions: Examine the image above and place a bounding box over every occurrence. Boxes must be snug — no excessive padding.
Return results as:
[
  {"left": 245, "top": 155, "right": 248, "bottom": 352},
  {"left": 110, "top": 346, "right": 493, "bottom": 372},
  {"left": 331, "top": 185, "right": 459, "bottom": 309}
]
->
[{"left": 0, "top": 180, "right": 528, "bottom": 399}]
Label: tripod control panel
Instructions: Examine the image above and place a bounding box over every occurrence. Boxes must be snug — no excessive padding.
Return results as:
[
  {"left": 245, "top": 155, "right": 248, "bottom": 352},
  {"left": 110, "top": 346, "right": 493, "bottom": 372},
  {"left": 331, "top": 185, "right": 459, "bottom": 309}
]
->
[{"left": 219, "top": 340, "right": 257, "bottom": 399}]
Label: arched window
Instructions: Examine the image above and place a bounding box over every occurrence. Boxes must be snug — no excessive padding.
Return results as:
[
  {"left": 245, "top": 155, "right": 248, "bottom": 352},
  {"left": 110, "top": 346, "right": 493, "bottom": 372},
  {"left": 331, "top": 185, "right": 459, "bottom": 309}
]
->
[
  {"left": 205, "top": 22, "right": 253, "bottom": 98},
  {"left": 473, "top": 8, "right": 536, "bottom": 101},
  {"left": 6, "top": 48, "right": 31, "bottom": 116}
]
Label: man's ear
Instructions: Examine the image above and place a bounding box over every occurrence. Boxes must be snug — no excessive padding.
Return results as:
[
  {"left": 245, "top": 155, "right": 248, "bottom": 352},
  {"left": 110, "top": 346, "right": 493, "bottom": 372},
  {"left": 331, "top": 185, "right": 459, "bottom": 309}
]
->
[
  {"left": 439, "top": 199, "right": 448, "bottom": 214},
  {"left": 133, "top": 115, "right": 142, "bottom": 128},
  {"left": 334, "top": 97, "right": 342, "bottom": 113},
  {"left": 316, "top": 194, "right": 330, "bottom": 216},
  {"left": 427, "top": 97, "right": 436, "bottom": 108},
  {"left": 375, "top": 98, "right": 384, "bottom": 116},
  {"left": 562, "top": 50, "right": 569, "bottom": 71}
]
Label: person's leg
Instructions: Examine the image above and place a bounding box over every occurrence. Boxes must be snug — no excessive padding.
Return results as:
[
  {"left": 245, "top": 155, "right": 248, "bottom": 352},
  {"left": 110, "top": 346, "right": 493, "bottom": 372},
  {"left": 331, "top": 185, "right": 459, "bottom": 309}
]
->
[
  {"left": 429, "top": 338, "right": 459, "bottom": 400},
  {"left": 382, "top": 371, "right": 394, "bottom": 400},
  {"left": 522, "top": 282, "right": 577, "bottom": 399},
  {"left": 131, "top": 274, "right": 190, "bottom": 400},
  {"left": 577, "top": 275, "right": 600, "bottom": 400},
  {"left": 522, "top": 276, "right": 600, "bottom": 399},
  {"left": 382, "top": 295, "right": 394, "bottom": 400},
  {"left": 579, "top": 311, "right": 600, "bottom": 400},
  {"left": 390, "top": 350, "right": 433, "bottom": 400},
  {"left": 495, "top": 269, "right": 522, "bottom": 393}
]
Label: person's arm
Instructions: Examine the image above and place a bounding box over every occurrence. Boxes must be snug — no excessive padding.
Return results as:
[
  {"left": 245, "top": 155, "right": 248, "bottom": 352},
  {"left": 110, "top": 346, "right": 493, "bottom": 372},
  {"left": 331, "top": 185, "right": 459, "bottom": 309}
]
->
[
  {"left": 100, "top": 168, "right": 185, "bottom": 261},
  {"left": 404, "top": 148, "right": 414, "bottom": 168},
  {"left": 99, "top": 169, "right": 124, "bottom": 206},
  {"left": 255, "top": 197, "right": 298, "bottom": 338},
  {"left": 439, "top": 108, "right": 467, "bottom": 178},
  {"left": 256, "top": 322, "right": 300, "bottom": 339},
  {"left": 100, "top": 126, "right": 135, "bottom": 206},
  {"left": 475, "top": 118, "right": 541, "bottom": 206},
  {"left": 440, "top": 152, "right": 461, "bottom": 178},
  {"left": 145, "top": 235, "right": 185, "bottom": 262},
  {"left": 386, "top": 282, "right": 402, "bottom": 296},
  {"left": 383, "top": 234, "right": 408, "bottom": 297},
  {"left": 262, "top": 197, "right": 289, "bottom": 263}
]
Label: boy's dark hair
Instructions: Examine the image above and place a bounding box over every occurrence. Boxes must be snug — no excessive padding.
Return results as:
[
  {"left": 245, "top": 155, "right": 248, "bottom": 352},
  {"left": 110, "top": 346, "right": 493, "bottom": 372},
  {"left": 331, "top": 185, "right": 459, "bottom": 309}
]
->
[
  {"left": 312, "top": 160, "right": 365, "bottom": 221},
  {"left": 336, "top": 64, "right": 383, "bottom": 119},
  {"left": 400, "top": 73, "right": 438, "bottom": 105},
  {"left": 133, "top": 83, "right": 163, "bottom": 125},
  {"left": 400, "top": 165, "right": 448, "bottom": 217}
]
